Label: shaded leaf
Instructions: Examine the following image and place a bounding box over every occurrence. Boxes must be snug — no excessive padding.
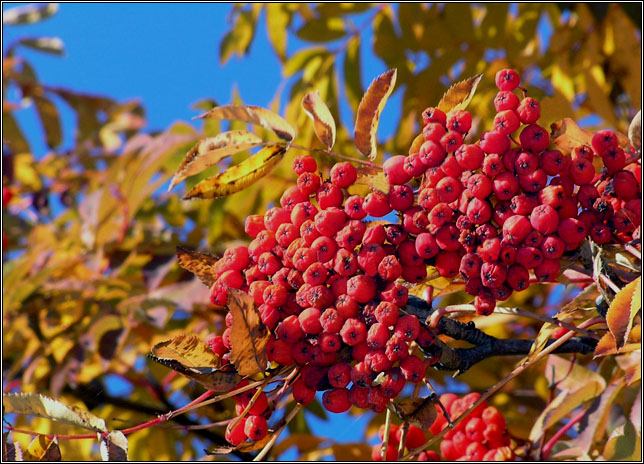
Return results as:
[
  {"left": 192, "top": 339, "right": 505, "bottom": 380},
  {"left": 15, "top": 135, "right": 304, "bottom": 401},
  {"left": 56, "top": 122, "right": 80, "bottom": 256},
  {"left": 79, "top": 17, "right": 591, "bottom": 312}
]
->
[
  {"left": 176, "top": 246, "right": 219, "bottom": 287},
  {"left": 331, "top": 443, "right": 373, "bottom": 461},
  {"left": 437, "top": 73, "right": 483, "bottom": 113},
  {"left": 408, "top": 133, "right": 424, "bottom": 155},
  {"left": 603, "top": 420, "right": 641, "bottom": 461},
  {"left": 17, "top": 37, "right": 64, "bottom": 56},
  {"left": 24, "top": 435, "right": 60, "bottom": 461},
  {"left": 2, "top": 393, "right": 107, "bottom": 432},
  {"left": 272, "top": 434, "right": 325, "bottom": 457},
  {"left": 169, "top": 131, "right": 264, "bottom": 190},
  {"left": 296, "top": 17, "right": 346, "bottom": 43},
  {"left": 2, "top": 3, "right": 58, "bottom": 25},
  {"left": 343, "top": 37, "right": 363, "bottom": 112},
  {"left": 550, "top": 118, "right": 593, "bottom": 153},
  {"left": 573, "top": 381, "right": 624, "bottom": 453},
  {"left": 184, "top": 145, "right": 287, "bottom": 200},
  {"left": 228, "top": 288, "right": 270, "bottom": 377},
  {"left": 265, "top": 3, "right": 289, "bottom": 61},
  {"left": 193, "top": 105, "right": 295, "bottom": 142},
  {"left": 628, "top": 110, "right": 641, "bottom": 153},
  {"left": 3, "top": 434, "right": 22, "bottom": 461},
  {"left": 3, "top": 110, "right": 30, "bottom": 154},
  {"left": 354, "top": 69, "right": 397, "bottom": 160},
  {"left": 545, "top": 355, "right": 606, "bottom": 393},
  {"left": 283, "top": 47, "right": 327, "bottom": 77},
  {"left": 99, "top": 431, "right": 128, "bottom": 461},
  {"left": 206, "top": 429, "right": 275, "bottom": 455},
  {"left": 301, "top": 91, "right": 336, "bottom": 149},
  {"left": 33, "top": 96, "right": 62, "bottom": 149},
  {"left": 390, "top": 396, "right": 437, "bottom": 429},
  {"left": 606, "top": 277, "right": 640, "bottom": 349}
]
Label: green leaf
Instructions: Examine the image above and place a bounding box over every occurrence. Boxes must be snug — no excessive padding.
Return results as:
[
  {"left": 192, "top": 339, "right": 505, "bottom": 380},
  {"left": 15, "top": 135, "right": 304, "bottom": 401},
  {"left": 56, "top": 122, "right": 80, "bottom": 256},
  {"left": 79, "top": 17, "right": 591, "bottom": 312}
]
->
[
  {"left": 34, "top": 96, "right": 63, "bottom": 148},
  {"left": 343, "top": 36, "right": 363, "bottom": 113},
  {"left": 283, "top": 47, "right": 327, "bottom": 77},
  {"left": 603, "top": 420, "right": 641, "bottom": 461},
  {"left": 315, "top": 3, "right": 374, "bottom": 16},
  {"left": 2, "top": 111, "right": 30, "bottom": 154},
  {"left": 296, "top": 17, "right": 347, "bottom": 42},
  {"left": 265, "top": 3, "right": 290, "bottom": 61},
  {"left": 2, "top": 3, "right": 58, "bottom": 26}
]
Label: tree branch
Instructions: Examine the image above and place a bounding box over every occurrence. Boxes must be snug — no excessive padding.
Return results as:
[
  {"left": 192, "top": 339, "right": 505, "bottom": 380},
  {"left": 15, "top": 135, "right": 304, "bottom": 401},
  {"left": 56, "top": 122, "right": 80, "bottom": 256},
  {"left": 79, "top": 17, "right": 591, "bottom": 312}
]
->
[{"left": 404, "top": 296, "right": 598, "bottom": 375}]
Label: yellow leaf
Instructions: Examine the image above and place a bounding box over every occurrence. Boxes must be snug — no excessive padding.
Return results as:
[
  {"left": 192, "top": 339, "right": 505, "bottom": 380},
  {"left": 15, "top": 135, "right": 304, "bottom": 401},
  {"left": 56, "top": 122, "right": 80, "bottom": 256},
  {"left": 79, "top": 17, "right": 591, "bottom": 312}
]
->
[
  {"left": 301, "top": 90, "right": 336, "bottom": 149},
  {"left": 354, "top": 68, "right": 397, "bottom": 160},
  {"left": 193, "top": 105, "right": 295, "bottom": 142},
  {"left": 354, "top": 169, "right": 390, "bottom": 194},
  {"left": 24, "top": 435, "right": 61, "bottom": 461},
  {"left": 265, "top": 3, "right": 289, "bottom": 61},
  {"left": 175, "top": 246, "right": 219, "bottom": 287},
  {"left": 228, "top": 288, "right": 271, "bottom": 377},
  {"left": 550, "top": 117, "right": 593, "bottom": 153},
  {"left": 184, "top": 145, "right": 286, "bottom": 200},
  {"left": 437, "top": 73, "right": 483, "bottom": 113},
  {"left": 169, "top": 131, "right": 265, "bottom": 190},
  {"left": 629, "top": 110, "right": 641, "bottom": 153},
  {"left": 149, "top": 334, "right": 241, "bottom": 392},
  {"left": 606, "top": 277, "right": 640, "bottom": 350},
  {"left": 14, "top": 152, "right": 43, "bottom": 191},
  {"left": 408, "top": 133, "right": 424, "bottom": 155},
  {"left": 3, "top": 393, "right": 107, "bottom": 432}
]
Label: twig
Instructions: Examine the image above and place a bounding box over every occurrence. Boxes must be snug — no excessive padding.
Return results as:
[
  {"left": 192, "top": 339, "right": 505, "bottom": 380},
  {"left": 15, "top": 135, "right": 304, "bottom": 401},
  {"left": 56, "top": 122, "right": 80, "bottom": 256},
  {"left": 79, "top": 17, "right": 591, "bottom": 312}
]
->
[
  {"left": 253, "top": 403, "right": 303, "bottom": 461},
  {"left": 399, "top": 317, "right": 604, "bottom": 460},
  {"left": 624, "top": 244, "right": 642, "bottom": 261},
  {"left": 542, "top": 408, "right": 588, "bottom": 459},
  {"left": 599, "top": 273, "right": 622, "bottom": 294},
  {"left": 288, "top": 143, "right": 381, "bottom": 168},
  {"left": 381, "top": 407, "right": 393, "bottom": 461}
]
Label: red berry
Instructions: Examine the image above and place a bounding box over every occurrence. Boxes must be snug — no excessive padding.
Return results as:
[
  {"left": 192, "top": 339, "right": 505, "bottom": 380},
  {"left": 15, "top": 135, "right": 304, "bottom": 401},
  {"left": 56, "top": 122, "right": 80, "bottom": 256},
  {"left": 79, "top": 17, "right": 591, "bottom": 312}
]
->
[
  {"left": 495, "top": 68, "right": 520, "bottom": 91},
  {"left": 494, "top": 90, "right": 520, "bottom": 112},
  {"left": 340, "top": 318, "right": 367, "bottom": 346},
  {"left": 244, "top": 415, "right": 267, "bottom": 441},
  {"left": 330, "top": 162, "right": 357, "bottom": 188},
  {"left": 516, "top": 97, "right": 540, "bottom": 124}
]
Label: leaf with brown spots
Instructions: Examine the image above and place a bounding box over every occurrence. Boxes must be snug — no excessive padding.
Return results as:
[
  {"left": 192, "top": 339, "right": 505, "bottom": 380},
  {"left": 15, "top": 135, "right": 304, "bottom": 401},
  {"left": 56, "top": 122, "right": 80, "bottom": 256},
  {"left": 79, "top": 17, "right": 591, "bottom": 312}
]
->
[
  {"left": 437, "top": 73, "right": 483, "bottom": 113},
  {"left": 228, "top": 288, "right": 271, "bottom": 377},
  {"left": 169, "top": 131, "right": 265, "bottom": 190},
  {"left": 176, "top": 246, "right": 219, "bottom": 287},
  {"left": 550, "top": 118, "right": 593, "bottom": 153},
  {"left": 184, "top": 145, "right": 287, "bottom": 200},
  {"left": 354, "top": 68, "right": 397, "bottom": 160},
  {"left": 302, "top": 90, "right": 336, "bottom": 149},
  {"left": 606, "top": 277, "right": 641, "bottom": 349},
  {"left": 149, "top": 334, "right": 241, "bottom": 391},
  {"left": 193, "top": 105, "right": 295, "bottom": 142},
  {"left": 390, "top": 396, "right": 437, "bottom": 429}
]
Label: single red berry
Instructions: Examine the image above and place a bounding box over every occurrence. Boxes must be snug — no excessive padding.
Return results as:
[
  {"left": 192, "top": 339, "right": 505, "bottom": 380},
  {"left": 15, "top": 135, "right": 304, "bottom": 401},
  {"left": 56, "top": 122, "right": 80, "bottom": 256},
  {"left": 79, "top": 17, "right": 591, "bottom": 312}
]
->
[
  {"left": 495, "top": 68, "right": 520, "bottom": 91},
  {"left": 225, "top": 418, "right": 248, "bottom": 446},
  {"left": 293, "top": 155, "right": 317, "bottom": 175},
  {"left": 516, "top": 97, "right": 540, "bottom": 124},
  {"left": 494, "top": 90, "right": 520, "bottom": 112},
  {"left": 330, "top": 162, "right": 357, "bottom": 188},
  {"left": 244, "top": 415, "right": 267, "bottom": 441}
]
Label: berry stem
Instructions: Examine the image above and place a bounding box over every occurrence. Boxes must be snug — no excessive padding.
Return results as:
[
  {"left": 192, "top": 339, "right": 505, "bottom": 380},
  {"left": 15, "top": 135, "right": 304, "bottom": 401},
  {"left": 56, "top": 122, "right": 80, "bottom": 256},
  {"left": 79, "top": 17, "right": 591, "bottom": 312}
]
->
[
  {"left": 229, "top": 379, "right": 269, "bottom": 431},
  {"left": 252, "top": 403, "right": 302, "bottom": 461},
  {"left": 288, "top": 143, "right": 382, "bottom": 169},
  {"left": 381, "top": 407, "right": 393, "bottom": 461},
  {"left": 541, "top": 408, "right": 587, "bottom": 459}
]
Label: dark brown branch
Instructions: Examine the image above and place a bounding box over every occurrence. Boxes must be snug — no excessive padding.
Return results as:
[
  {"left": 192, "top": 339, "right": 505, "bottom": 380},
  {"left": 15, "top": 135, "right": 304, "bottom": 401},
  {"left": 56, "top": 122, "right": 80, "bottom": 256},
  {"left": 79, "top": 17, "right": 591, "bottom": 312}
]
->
[{"left": 405, "top": 295, "right": 598, "bottom": 375}]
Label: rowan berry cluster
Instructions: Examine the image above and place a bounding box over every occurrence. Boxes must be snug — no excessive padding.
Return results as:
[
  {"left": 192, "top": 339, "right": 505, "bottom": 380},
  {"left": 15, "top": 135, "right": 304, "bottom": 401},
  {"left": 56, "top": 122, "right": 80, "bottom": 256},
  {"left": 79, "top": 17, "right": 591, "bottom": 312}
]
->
[{"left": 371, "top": 392, "right": 513, "bottom": 461}]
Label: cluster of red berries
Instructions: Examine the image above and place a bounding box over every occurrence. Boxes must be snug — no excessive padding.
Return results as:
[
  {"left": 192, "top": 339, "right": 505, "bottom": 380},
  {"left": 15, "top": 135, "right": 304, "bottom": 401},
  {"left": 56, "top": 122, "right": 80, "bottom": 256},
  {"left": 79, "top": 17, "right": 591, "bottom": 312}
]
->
[
  {"left": 222, "top": 385, "right": 271, "bottom": 445},
  {"left": 371, "top": 392, "right": 513, "bottom": 461}
]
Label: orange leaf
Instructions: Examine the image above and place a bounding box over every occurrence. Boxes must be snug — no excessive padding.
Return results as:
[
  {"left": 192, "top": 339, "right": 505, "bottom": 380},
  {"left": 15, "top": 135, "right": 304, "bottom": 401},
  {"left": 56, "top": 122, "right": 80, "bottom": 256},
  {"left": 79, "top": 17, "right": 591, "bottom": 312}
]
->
[
  {"left": 606, "top": 277, "right": 641, "bottom": 349},
  {"left": 176, "top": 246, "right": 219, "bottom": 287},
  {"left": 390, "top": 396, "right": 437, "bottom": 429},
  {"left": 550, "top": 118, "right": 593, "bottom": 153},
  {"left": 354, "top": 69, "right": 397, "bottom": 160},
  {"left": 301, "top": 90, "right": 336, "bottom": 149},
  {"left": 437, "top": 73, "right": 483, "bottom": 113}
]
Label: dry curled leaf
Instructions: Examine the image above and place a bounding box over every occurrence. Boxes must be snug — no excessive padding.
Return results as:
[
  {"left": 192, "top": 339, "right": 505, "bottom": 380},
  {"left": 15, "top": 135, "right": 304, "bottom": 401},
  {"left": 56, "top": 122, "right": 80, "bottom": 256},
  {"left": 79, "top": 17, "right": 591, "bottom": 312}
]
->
[
  {"left": 354, "top": 68, "right": 397, "bottom": 160},
  {"left": 628, "top": 110, "right": 641, "bottom": 153},
  {"left": 2, "top": 393, "right": 107, "bottom": 432},
  {"left": 437, "top": 73, "right": 483, "bottom": 113},
  {"left": 390, "top": 396, "right": 437, "bottom": 429},
  {"left": 228, "top": 288, "right": 271, "bottom": 377},
  {"left": 24, "top": 435, "right": 61, "bottom": 461},
  {"left": 176, "top": 246, "right": 219, "bottom": 287},
  {"left": 550, "top": 118, "right": 593, "bottom": 153},
  {"left": 606, "top": 277, "right": 641, "bottom": 350},
  {"left": 184, "top": 145, "right": 287, "bottom": 200},
  {"left": 149, "top": 334, "right": 241, "bottom": 391},
  {"left": 169, "top": 131, "right": 265, "bottom": 190},
  {"left": 302, "top": 90, "right": 336, "bottom": 149},
  {"left": 193, "top": 105, "right": 295, "bottom": 142},
  {"left": 99, "top": 431, "right": 128, "bottom": 462}
]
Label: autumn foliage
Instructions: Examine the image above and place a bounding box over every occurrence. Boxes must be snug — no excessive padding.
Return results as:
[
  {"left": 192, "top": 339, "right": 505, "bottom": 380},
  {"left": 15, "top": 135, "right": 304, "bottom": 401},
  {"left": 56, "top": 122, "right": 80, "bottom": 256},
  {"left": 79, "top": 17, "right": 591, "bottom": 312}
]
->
[{"left": 2, "top": 3, "right": 642, "bottom": 462}]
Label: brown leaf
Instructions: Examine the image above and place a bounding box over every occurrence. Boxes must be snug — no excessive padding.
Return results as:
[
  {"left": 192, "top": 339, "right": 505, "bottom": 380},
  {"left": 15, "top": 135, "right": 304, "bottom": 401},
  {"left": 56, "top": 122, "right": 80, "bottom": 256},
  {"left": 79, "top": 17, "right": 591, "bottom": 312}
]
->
[
  {"left": 169, "top": 131, "right": 265, "bottom": 190},
  {"left": 99, "top": 431, "right": 128, "bottom": 461},
  {"left": 437, "top": 73, "right": 483, "bottom": 113},
  {"left": 593, "top": 330, "right": 642, "bottom": 358},
  {"left": 354, "top": 68, "right": 397, "bottom": 160},
  {"left": 193, "top": 105, "right": 295, "bottom": 142},
  {"left": 149, "top": 334, "right": 241, "bottom": 391},
  {"left": 176, "top": 246, "right": 219, "bottom": 287},
  {"left": 206, "top": 430, "right": 275, "bottom": 455},
  {"left": 390, "top": 396, "right": 437, "bottom": 429},
  {"left": 301, "top": 90, "right": 336, "bottom": 149},
  {"left": 228, "top": 288, "right": 270, "bottom": 377},
  {"left": 3, "top": 434, "right": 22, "bottom": 461},
  {"left": 331, "top": 443, "right": 373, "bottom": 461},
  {"left": 184, "top": 145, "right": 287, "bottom": 200},
  {"left": 24, "top": 435, "right": 60, "bottom": 461},
  {"left": 606, "top": 277, "right": 640, "bottom": 349},
  {"left": 408, "top": 133, "right": 424, "bottom": 155},
  {"left": 550, "top": 118, "right": 593, "bottom": 153}
]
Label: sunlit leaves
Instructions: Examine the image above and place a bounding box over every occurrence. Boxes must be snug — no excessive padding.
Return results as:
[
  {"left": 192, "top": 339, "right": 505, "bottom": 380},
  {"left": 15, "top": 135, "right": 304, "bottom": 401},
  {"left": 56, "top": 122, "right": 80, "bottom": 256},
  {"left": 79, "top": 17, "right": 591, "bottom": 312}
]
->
[
  {"left": 194, "top": 105, "right": 295, "bottom": 142},
  {"left": 301, "top": 90, "right": 336, "bottom": 149},
  {"left": 24, "top": 435, "right": 61, "bottom": 461},
  {"left": 15, "top": 36, "right": 65, "bottom": 56},
  {"left": 606, "top": 277, "right": 641, "bottom": 350},
  {"left": 169, "top": 131, "right": 265, "bottom": 190},
  {"left": 550, "top": 117, "right": 593, "bottom": 153},
  {"left": 2, "top": 3, "right": 59, "bottom": 26},
  {"left": 629, "top": 110, "right": 641, "bottom": 153},
  {"left": 265, "top": 3, "right": 290, "bottom": 61},
  {"left": 354, "top": 68, "right": 397, "bottom": 160},
  {"left": 183, "top": 145, "right": 287, "bottom": 200},
  {"left": 175, "top": 246, "right": 219, "bottom": 287},
  {"left": 3, "top": 393, "right": 107, "bottom": 432},
  {"left": 228, "top": 288, "right": 270, "bottom": 377},
  {"left": 296, "top": 17, "right": 346, "bottom": 43},
  {"left": 437, "top": 73, "right": 483, "bottom": 113}
]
